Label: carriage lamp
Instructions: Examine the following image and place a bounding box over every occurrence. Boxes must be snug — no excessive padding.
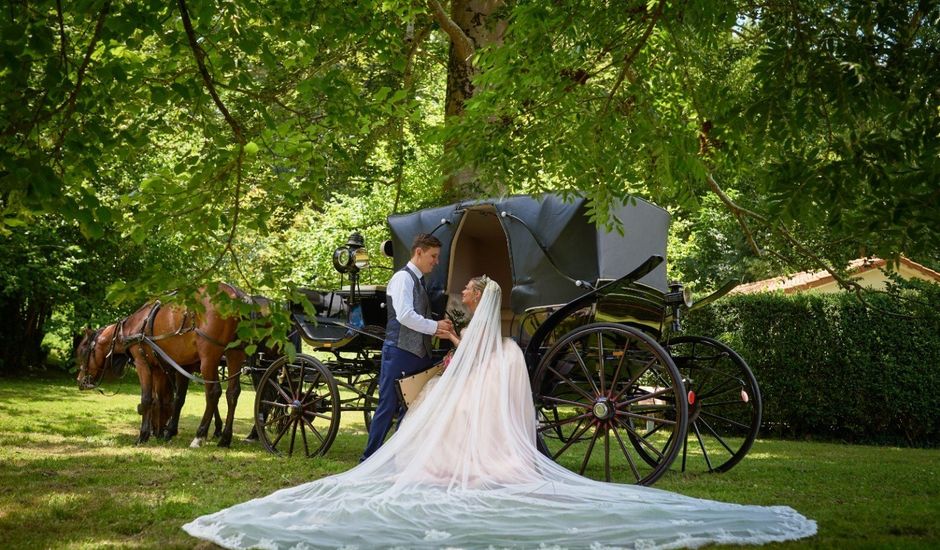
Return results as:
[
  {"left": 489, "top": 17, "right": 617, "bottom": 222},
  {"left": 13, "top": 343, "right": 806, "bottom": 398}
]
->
[
  {"left": 333, "top": 231, "right": 370, "bottom": 273},
  {"left": 353, "top": 247, "right": 370, "bottom": 271},
  {"left": 665, "top": 281, "right": 693, "bottom": 333},
  {"left": 664, "top": 282, "right": 693, "bottom": 308}
]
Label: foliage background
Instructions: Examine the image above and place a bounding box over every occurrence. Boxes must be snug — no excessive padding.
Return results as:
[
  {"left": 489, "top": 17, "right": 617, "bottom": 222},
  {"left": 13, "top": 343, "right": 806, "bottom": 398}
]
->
[
  {"left": 682, "top": 282, "right": 940, "bottom": 446},
  {"left": 1, "top": 1, "right": 938, "bottom": 376}
]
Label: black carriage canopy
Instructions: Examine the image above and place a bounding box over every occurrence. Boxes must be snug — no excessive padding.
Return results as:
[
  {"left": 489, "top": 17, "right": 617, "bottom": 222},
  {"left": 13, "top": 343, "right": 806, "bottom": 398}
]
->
[{"left": 386, "top": 194, "right": 669, "bottom": 320}]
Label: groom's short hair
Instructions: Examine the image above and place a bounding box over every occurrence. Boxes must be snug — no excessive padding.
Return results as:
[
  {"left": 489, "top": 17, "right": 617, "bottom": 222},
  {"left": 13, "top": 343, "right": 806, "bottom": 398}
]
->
[{"left": 411, "top": 233, "right": 442, "bottom": 253}]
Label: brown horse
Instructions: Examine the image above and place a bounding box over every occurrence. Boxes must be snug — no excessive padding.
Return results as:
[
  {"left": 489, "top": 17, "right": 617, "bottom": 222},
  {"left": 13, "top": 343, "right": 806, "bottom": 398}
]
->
[
  {"left": 75, "top": 322, "right": 225, "bottom": 441},
  {"left": 76, "top": 283, "right": 247, "bottom": 447}
]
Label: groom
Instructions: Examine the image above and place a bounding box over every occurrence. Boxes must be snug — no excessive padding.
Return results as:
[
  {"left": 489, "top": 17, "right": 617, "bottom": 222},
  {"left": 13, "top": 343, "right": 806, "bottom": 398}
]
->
[{"left": 361, "top": 233, "right": 453, "bottom": 461}]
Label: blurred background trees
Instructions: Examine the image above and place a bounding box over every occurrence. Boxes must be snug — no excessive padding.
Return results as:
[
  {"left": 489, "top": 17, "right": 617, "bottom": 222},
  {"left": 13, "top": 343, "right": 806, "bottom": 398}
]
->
[{"left": 1, "top": 0, "right": 936, "bottom": 372}]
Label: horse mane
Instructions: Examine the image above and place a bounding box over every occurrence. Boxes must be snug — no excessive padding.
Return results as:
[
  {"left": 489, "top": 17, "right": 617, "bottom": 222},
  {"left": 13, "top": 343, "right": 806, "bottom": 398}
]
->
[{"left": 218, "top": 282, "right": 250, "bottom": 302}]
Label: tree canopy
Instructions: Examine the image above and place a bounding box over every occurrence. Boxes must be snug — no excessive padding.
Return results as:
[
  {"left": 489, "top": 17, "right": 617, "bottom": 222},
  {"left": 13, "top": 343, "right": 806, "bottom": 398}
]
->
[{"left": 1, "top": 0, "right": 937, "bottom": 369}]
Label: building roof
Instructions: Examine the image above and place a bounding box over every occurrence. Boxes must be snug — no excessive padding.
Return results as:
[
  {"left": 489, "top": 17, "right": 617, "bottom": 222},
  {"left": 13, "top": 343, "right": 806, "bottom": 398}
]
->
[{"left": 730, "top": 257, "right": 940, "bottom": 295}]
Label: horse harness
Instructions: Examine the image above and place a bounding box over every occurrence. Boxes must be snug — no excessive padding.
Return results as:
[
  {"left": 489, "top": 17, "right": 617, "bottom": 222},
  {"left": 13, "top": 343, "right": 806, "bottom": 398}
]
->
[
  {"left": 121, "top": 301, "right": 239, "bottom": 386},
  {"left": 80, "top": 324, "right": 128, "bottom": 392}
]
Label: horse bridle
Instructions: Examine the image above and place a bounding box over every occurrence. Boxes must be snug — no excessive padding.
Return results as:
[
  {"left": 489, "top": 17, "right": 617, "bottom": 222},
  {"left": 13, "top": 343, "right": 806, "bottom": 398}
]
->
[
  {"left": 79, "top": 321, "right": 125, "bottom": 392},
  {"left": 83, "top": 295, "right": 248, "bottom": 391},
  {"left": 78, "top": 328, "right": 105, "bottom": 390}
]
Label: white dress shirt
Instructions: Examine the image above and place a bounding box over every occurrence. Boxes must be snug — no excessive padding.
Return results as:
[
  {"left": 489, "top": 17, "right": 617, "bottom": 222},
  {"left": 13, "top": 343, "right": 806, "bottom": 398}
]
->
[{"left": 387, "top": 262, "right": 438, "bottom": 335}]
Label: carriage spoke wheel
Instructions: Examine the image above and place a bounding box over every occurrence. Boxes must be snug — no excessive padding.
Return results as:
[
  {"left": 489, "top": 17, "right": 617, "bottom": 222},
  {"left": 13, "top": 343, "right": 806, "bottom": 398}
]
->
[
  {"left": 535, "top": 323, "right": 688, "bottom": 486},
  {"left": 362, "top": 375, "right": 379, "bottom": 431},
  {"left": 665, "top": 336, "right": 762, "bottom": 473},
  {"left": 254, "top": 353, "right": 340, "bottom": 458},
  {"left": 362, "top": 373, "right": 400, "bottom": 435}
]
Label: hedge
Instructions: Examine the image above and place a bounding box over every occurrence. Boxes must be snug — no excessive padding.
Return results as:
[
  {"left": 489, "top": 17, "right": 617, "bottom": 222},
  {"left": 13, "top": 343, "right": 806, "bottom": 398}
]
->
[{"left": 680, "top": 283, "right": 940, "bottom": 446}]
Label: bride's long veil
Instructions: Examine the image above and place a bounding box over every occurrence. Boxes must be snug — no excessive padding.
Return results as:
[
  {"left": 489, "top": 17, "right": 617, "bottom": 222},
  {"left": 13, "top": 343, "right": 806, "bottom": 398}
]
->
[{"left": 184, "top": 280, "right": 816, "bottom": 549}]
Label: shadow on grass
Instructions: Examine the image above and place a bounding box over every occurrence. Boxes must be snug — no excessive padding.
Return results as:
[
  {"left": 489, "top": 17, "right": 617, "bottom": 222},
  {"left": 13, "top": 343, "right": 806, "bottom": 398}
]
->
[
  {"left": 0, "top": 430, "right": 368, "bottom": 549},
  {"left": 0, "top": 450, "right": 266, "bottom": 548}
]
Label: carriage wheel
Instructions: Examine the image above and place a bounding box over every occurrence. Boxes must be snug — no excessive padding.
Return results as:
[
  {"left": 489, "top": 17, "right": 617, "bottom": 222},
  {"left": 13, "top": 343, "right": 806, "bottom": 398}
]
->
[
  {"left": 665, "top": 336, "right": 762, "bottom": 473},
  {"left": 362, "top": 375, "right": 399, "bottom": 435},
  {"left": 363, "top": 376, "right": 378, "bottom": 431},
  {"left": 254, "top": 353, "right": 340, "bottom": 457},
  {"left": 534, "top": 323, "right": 688, "bottom": 486}
]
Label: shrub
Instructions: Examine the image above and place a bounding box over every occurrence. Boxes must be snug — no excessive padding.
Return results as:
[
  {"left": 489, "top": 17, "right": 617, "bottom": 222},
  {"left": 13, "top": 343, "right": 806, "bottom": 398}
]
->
[{"left": 681, "top": 283, "right": 940, "bottom": 446}]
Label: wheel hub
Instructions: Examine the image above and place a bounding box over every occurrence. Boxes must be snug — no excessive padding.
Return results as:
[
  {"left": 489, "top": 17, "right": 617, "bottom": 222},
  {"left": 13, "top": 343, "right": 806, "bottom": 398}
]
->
[
  {"left": 592, "top": 397, "right": 615, "bottom": 420},
  {"left": 289, "top": 399, "right": 303, "bottom": 418}
]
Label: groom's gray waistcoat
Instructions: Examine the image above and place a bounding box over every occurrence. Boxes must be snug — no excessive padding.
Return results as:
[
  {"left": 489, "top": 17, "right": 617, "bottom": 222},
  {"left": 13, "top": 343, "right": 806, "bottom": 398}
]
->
[{"left": 385, "top": 268, "right": 432, "bottom": 358}]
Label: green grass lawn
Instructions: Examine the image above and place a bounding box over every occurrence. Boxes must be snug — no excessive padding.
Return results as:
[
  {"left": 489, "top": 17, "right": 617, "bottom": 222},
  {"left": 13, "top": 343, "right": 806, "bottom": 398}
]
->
[{"left": 1, "top": 372, "right": 937, "bottom": 549}]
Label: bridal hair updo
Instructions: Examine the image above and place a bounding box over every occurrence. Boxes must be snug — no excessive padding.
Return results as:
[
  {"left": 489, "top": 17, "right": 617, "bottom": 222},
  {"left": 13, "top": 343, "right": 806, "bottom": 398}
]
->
[
  {"left": 461, "top": 275, "right": 490, "bottom": 312},
  {"left": 469, "top": 275, "right": 488, "bottom": 295}
]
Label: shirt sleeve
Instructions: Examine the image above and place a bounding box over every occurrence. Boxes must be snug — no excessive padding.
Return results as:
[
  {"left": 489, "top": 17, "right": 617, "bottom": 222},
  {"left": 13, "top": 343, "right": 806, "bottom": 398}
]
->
[{"left": 388, "top": 271, "right": 438, "bottom": 336}]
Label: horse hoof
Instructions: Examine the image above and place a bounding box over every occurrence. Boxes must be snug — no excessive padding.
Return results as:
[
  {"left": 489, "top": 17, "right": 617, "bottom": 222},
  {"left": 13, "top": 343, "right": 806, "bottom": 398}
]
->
[{"left": 190, "top": 437, "right": 206, "bottom": 448}]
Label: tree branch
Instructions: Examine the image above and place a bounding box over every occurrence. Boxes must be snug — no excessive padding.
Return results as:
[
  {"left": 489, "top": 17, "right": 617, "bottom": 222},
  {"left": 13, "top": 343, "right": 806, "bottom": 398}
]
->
[
  {"left": 56, "top": 0, "right": 69, "bottom": 68},
  {"left": 178, "top": 0, "right": 247, "bottom": 283},
  {"left": 177, "top": 0, "right": 244, "bottom": 144},
  {"left": 705, "top": 173, "right": 766, "bottom": 221},
  {"left": 50, "top": 0, "right": 110, "bottom": 158},
  {"left": 427, "top": 0, "right": 475, "bottom": 62},
  {"left": 404, "top": 23, "right": 433, "bottom": 91},
  {"left": 393, "top": 23, "right": 433, "bottom": 215},
  {"left": 603, "top": 0, "right": 664, "bottom": 114},
  {"left": 705, "top": 172, "right": 878, "bottom": 298},
  {"left": 707, "top": 174, "right": 910, "bottom": 318}
]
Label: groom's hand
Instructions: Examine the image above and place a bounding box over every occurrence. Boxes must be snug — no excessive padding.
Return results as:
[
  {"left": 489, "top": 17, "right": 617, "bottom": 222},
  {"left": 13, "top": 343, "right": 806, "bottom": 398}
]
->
[{"left": 436, "top": 319, "right": 453, "bottom": 334}]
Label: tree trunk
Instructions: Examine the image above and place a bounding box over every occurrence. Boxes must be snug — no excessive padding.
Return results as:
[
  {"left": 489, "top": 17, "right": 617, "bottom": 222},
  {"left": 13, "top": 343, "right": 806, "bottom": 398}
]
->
[
  {"left": 0, "top": 295, "right": 50, "bottom": 372},
  {"left": 437, "top": 0, "right": 506, "bottom": 201}
]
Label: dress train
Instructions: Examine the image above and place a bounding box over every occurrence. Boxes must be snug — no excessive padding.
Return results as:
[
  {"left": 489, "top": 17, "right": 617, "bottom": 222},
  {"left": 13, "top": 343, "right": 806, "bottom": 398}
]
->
[{"left": 184, "top": 280, "right": 815, "bottom": 549}]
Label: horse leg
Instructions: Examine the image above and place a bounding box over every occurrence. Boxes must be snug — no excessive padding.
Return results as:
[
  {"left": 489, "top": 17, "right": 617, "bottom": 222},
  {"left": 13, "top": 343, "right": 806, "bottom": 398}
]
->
[
  {"left": 163, "top": 371, "right": 187, "bottom": 441},
  {"left": 212, "top": 404, "right": 224, "bottom": 440},
  {"left": 218, "top": 348, "right": 245, "bottom": 447},
  {"left": 152, "top": 368, "right": 172, "bottom": 439},
  {"left": 131, "top": 349, "right": 154, "bottom": 445},
  {"left": 191, "top": 351, "right": 224, "bottom": 448}
]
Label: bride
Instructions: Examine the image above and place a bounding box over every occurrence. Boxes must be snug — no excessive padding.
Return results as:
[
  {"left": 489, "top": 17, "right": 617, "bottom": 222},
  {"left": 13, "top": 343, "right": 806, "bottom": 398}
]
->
[{"left": 184, "top": 277, "right": 816, "bottom": 549}]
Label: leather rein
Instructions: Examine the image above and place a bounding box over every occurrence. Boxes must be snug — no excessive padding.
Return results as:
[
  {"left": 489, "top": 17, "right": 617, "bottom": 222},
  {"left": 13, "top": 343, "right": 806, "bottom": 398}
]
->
[
  {"left": 79, "top": 323, "right": 126, "bottom": 395},
  {"left": 120, "top": 301, "right": 241, "bottom": 386}
]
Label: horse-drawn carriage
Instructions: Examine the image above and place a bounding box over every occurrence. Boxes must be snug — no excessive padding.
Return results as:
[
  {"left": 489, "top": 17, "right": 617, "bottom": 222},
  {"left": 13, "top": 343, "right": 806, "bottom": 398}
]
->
[{"left": 251, "top": 194, "right": 762, "bottom": 486}]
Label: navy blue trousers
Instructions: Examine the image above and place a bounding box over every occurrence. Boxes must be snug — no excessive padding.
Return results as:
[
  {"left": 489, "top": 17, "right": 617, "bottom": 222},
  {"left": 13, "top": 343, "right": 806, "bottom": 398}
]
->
[{"left": 361, "top": 343, "right": 432, "bottom": 461}]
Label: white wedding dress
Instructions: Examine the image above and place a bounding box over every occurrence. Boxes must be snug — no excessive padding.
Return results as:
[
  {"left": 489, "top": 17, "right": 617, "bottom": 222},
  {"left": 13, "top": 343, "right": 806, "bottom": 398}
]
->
[{"left": 184, "top": 281, "right": 816, "bottom": 549}]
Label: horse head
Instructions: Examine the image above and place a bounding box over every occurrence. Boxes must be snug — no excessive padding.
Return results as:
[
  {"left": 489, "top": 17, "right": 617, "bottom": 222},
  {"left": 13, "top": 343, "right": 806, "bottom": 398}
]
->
[
  {"left": 76, "top": 326, "right": 103, "bottom": 390},
  {"left": 76, "top": 324, "right": 128, "bottom": 390}
]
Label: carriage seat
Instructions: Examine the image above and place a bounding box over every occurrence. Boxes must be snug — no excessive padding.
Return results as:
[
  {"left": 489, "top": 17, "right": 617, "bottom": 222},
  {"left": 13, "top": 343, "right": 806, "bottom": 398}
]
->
[
  {"left": 294, "top": 288, "right": 347, "bottom": 317},
  {"left": 501, "top": 308, "right": 515, "bottom": 338}
]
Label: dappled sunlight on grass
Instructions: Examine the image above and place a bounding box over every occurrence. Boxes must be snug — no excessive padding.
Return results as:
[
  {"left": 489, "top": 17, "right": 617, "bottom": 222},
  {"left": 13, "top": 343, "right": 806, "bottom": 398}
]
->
[
  {"left": 735, "top": 451, "right": 785, "bottom": 460},
  {"left": 2, "top": 372, "right": 939, "bottom": 548},
  {"left": 62, "top": 539, "right": 148, "bottom": 549},
  {"left": 4, "top": 439, "right": 224, "bottom": 461}
]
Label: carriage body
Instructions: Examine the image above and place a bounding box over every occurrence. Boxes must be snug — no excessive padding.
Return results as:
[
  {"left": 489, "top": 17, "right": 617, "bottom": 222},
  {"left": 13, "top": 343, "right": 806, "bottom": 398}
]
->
[
  {"left": 386, "top": 194, "right": 670, "bottom": 340},
  {"left": 255, "top": 193, "right": 762, "bottom": 486}
]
